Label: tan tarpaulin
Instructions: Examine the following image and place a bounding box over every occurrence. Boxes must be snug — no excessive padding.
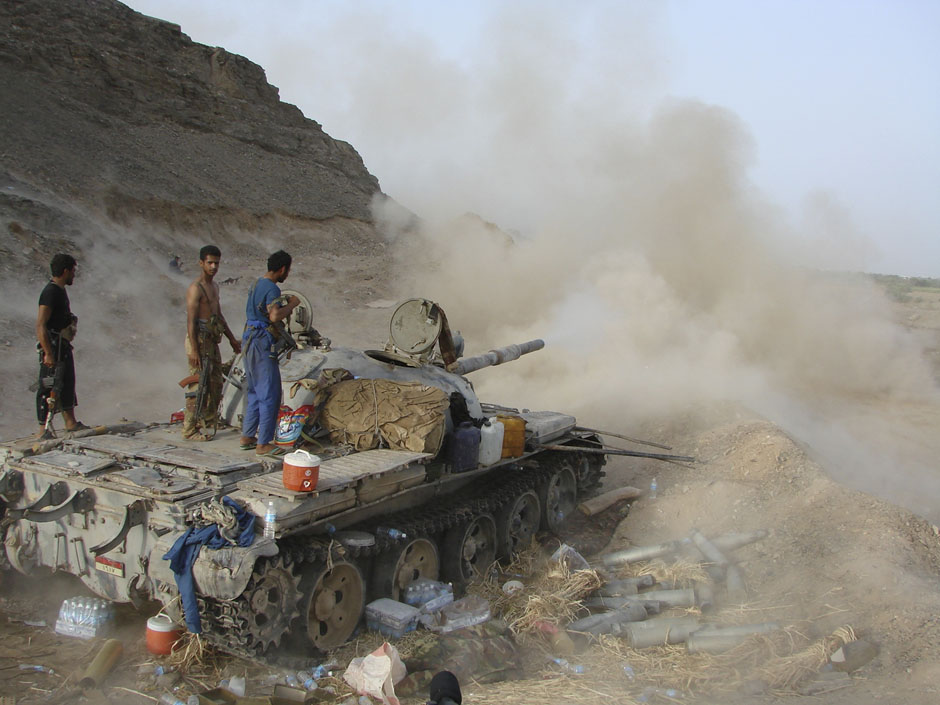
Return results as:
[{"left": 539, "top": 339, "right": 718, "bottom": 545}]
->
[{"left": 321, "top": 378, "right": 449, "bottom": 453}]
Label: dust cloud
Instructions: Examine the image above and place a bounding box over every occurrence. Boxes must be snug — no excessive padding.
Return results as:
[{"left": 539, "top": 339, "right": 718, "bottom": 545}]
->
[
  {"left": 361, "top": 6, "right": 940, "bottom": 521},
  {"left": 0, "top": 207, "right": 250, "bottom": 440}
]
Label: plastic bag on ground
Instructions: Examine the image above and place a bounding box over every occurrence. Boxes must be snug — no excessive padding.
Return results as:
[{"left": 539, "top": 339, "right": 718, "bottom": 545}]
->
[{"left": 343, "top": 642, "right": 407, "bottom": 705}]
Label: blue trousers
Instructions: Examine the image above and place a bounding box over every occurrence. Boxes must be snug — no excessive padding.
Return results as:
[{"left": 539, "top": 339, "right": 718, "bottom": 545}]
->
[{"left": 241, "top": 329, "right": 281, "bottom": 444}]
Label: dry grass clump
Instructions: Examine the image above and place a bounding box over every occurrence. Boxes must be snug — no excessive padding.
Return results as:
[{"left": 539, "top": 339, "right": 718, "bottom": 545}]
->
[
  {"left": 454, "top": 672, "right": 643, "bottom": 705},
  {"left": 620, "top": 557, "right": 710, "bottom": 587},
  {"left": 467, "top": 546, "right": 602, "bottom": 636},
  {"left": 166, "top": 633, "right": 216, "bottom": 672},
  {"left": 592, "top": 623, "right": 856, "bottom": 695}
]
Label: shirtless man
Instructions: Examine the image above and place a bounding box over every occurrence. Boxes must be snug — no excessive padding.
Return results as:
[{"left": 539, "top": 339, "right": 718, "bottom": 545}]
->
[{"left": 182, "top": 245, "right": 241, "bottom": 440}]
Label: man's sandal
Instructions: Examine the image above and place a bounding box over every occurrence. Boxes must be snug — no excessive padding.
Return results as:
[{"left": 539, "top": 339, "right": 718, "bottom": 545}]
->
[
  {"left": 240, "top": 440, "right": 258, "bottom": 450},
  {"left": 66, "top": 422, "right": 91, "bottom": 432}
]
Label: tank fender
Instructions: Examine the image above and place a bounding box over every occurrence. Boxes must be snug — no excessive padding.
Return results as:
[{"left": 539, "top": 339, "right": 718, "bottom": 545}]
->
[
  {"left": 150, "top": 533, "right": 279, "bottom": 601},
  {"left": 191, "top": 539, "right": 279, "bottom": 600}
]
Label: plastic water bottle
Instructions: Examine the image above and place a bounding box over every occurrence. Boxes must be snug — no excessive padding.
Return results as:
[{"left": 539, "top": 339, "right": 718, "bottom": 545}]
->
[
  {"left": 297, "top": 671, "right": 318, "bottom": 690},
  {"left": 551, "top": 657, "right": 585, "bottom": 674},
  {"left": 649, "top": 477, "right": 658, "bottom": 500},
  {"left": 284, "top": 673, "right": 300, "bottom": 688},
  {"left": 311, "top": 664, "right": 331, "bottom": 679},
  {"left": 622, "top": 663, "right": 636, "bottom": 680},
  {"left": 375, "top": 526, "right": 406, "bottom": 540},
  {"left": 639, "top": 687, "right": 680, "bottom": 702},
  {"left": 264, "top": 501, "right": 277, "bottom": 539},
  {"left": 159, "top": 695, "right": 185, "bottom": 705}
]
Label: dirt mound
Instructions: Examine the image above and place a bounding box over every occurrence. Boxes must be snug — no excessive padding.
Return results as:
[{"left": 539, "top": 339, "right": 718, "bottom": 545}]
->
[{"left": 596, "top": 407, "right": 940, "bottom": 702}]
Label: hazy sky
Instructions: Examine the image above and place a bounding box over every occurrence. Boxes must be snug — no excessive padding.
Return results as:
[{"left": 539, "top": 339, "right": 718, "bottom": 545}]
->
[{"left": 124, "top": 0, "right": 939, "bottom": 277}]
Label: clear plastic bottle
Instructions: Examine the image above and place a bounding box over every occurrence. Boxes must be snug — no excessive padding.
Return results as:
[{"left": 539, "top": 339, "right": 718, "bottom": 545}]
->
[
  {"left": 638, "top": 687, "right": 680, "bottom": 702},
  {"left": 375, "top": 526, "right": 406, "bottom": 540},
  {"left": 551, "top": 657, "right": 585, "bottom": 674},
  {"left": 284, "top": 673, "right": 299, "bottom": 688},
  {"left": 311, "top": 664, "right": 331, "bottom": 679},
  {"left": 649, "top": 477, "right": 658, "bottom": 500},
  {"left": 622, "top": 663, "right": 636, "bottom": 680},
  {"left": 263, "top": 501, "right": 277, "bottom": 539},
  {"left": 297, "top": 671, "right": 318, "bottom": 690},
  {"left": 159, "top": 695, "right": 185, "bottom": 705}
]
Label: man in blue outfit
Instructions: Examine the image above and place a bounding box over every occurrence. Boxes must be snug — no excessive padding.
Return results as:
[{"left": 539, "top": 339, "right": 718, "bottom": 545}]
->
[{"left": 239, "top": 250, "right": 300, "bottom": 455}]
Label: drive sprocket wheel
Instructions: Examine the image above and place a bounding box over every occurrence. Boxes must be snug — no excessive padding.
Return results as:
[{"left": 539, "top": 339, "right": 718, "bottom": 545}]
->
[
  {"left": 299, "top": 560, "right": 365, "bottom": 651},
  {"left": 371, "top": 536, "right": 440, "bottom": 602},
  {"left": 441, "top": 513, "right": 497, "bottom": 587},
  {"left": 242, "top": 556, "right": 302, "bottom": 652},
  {"left": 495, "top": 490, "right": 541, "bottom": 560},
  {"left": 539, "top": 462, "right": 577, "bottom": 534}
]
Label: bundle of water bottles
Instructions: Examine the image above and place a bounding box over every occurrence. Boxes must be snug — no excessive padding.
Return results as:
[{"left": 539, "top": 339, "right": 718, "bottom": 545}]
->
[{"left": 55, "top": 596, "right": 115, "bottom": 639}]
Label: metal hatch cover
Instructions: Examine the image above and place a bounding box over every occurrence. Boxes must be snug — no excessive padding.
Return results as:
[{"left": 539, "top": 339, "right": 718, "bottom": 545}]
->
[
  {"left": 389, "top": 298, "right": 443, "bottom": 355},
  {"left": 135, "top": 446, "right": 263, "bottom": 474},
  {"left": 20, "top": 450, "right": 115, "bottom": 476},
  {"left": 68, "top": 435, "right": 174, "bottom": 458},
  {"left": 105, "top": 466, "right": 198, "bottom": 496}
]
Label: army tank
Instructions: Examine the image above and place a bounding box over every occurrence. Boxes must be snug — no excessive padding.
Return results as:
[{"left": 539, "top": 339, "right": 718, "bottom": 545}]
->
[{"left": 0, "top": 297, "right": 615, "bottom": 658}]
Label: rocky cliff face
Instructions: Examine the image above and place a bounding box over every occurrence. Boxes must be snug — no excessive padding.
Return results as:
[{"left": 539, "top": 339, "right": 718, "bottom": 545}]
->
[
  {"left": 0, "top": 0, "right": 381, "bottom": 225},
  {"left": 0, "top": 0, "right": 396, "bottom": 439}
]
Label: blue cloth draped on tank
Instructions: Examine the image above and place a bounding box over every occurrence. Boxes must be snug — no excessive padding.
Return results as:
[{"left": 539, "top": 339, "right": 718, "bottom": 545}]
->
[{"left": 163, "top": 496, "right": 256, "bottom": 634}]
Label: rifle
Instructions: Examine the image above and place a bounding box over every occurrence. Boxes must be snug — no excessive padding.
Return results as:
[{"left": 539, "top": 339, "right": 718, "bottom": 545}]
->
[
  {"left": 269, "top": 294, "right": 298, "bottom": 359},
  {"left": 193, "top": 344, "right": 213, "bottom": 431},
  {"left": 42, "top": 334, "right": 66, "bottom": 436},
  {"left": 181, "top": 339, "right": 215, "bottom": 436}
]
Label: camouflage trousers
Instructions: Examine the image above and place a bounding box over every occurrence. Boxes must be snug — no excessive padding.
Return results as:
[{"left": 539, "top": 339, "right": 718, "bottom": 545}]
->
[{"left": 182, "top": 333, "right": 223, "bottom": 438}]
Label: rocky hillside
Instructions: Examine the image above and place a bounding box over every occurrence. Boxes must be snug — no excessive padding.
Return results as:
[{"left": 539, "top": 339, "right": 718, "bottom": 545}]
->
[
  {"left": 0, "top": 0, "right": 380, "bottom": 237},
  {"left": 0, "top": 0, "right": 396, "bottom": 438}
]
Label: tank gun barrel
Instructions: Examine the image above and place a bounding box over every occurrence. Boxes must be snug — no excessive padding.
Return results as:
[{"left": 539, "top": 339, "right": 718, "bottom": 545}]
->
[{"left": 452, "top": 339, "right": 545, "bottom": 375}]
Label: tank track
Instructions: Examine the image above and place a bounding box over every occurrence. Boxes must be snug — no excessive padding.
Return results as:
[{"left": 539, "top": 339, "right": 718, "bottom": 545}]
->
[{"left": 197, "top": 446, "right": 602, "bottom": 658}]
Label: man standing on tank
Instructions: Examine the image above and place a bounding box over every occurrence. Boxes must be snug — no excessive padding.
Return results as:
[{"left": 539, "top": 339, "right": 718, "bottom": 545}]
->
[
  {"left": 239, "top": 250, "right": 299, "bottom": 455},
  {"left": 183, "top": 245, "right": 241, "bottom": 441},
  {"left": 36, "top": 253, "right": 86, "bottom": 437}
]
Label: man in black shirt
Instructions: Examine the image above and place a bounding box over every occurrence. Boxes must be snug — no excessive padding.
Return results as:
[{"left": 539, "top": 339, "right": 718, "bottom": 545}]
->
[{"left": 36, "top": 253, "right": 86, "bottom": 436}]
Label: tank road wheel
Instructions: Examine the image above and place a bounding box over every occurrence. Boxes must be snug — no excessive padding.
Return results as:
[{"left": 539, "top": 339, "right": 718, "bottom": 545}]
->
[
  {"left": 299, "top": 560, "right": 365, "bottom": 651},
  {"left": 371, "top": 537, "right": 440, "bottom": 601},
  {"left": 242, "top": 556, "right": 302, "bottom": 652},
  {"left": 441, "top": 514, "right": 497, "bottom": 587},
  {"left": 495, "top": 490, "right": 541, "bottom": 560},
  {"left": 539, "top": 463, "right": 577, "bottom": 534}
]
